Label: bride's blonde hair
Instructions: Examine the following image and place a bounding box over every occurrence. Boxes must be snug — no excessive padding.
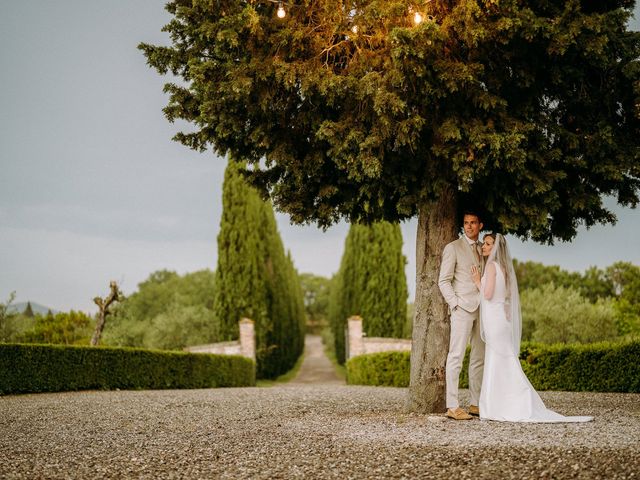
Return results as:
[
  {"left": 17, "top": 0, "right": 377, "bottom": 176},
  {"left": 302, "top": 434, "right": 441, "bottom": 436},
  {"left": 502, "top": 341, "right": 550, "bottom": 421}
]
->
[{"left": 484, "top": 233, "right": 511, "bottom": 298}]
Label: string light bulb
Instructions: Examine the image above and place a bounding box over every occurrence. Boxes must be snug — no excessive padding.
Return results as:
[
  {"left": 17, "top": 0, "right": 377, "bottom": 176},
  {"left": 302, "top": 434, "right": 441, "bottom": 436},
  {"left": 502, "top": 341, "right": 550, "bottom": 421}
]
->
[
  {"left": 351, "top": 24, "right": 359, "bottom": 34},
  {"left": 276, "top": 2, "right": 286, "bottom": 18},
  {"left": 413, "top": 11, "right": 423, "bottom": 24}
]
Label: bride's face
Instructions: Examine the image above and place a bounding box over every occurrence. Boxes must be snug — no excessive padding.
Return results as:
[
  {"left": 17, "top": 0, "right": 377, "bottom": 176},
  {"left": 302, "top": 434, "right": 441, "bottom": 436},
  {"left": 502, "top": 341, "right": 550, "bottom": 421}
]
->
[{"left": 481, "top": 236, "right": 495, "bottom": 257}]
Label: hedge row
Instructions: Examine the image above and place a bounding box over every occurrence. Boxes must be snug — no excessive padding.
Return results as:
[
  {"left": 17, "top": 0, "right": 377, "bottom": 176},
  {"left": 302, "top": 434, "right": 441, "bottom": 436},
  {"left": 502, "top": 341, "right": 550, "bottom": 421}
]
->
[
  {"left": 0, "top": 343, "right": 255, "bottom": 395},
  {"left": 346, "top": 350, "right": 411, "bottom": 387},
  {"left": 346, "top": 341, "right": 640, "bottom": 393}
]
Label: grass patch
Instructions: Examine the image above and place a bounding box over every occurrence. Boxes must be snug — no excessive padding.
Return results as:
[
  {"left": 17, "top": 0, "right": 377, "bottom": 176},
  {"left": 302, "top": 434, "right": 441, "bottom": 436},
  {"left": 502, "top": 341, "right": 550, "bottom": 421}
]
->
[{"left": 321, "top": 328, "right": 346, "bottom": 380}]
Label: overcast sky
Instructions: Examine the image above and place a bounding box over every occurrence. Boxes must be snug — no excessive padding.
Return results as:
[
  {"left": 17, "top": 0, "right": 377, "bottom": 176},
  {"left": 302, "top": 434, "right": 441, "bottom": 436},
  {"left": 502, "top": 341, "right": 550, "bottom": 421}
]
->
[{"left": 1, "top": 1, "right": 639, "bottom": 313}]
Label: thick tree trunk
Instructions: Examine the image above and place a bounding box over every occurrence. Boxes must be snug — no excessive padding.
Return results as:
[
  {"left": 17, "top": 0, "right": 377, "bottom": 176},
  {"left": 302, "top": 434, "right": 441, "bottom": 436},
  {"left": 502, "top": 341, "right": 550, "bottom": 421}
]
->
[{"left": 405, "top": 186, "right": 458, "bottom": 413}]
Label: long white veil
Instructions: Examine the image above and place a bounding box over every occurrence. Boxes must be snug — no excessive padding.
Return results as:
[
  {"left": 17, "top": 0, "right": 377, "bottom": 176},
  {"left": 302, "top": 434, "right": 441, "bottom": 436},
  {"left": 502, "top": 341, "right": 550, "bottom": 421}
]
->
[{"left": 481, "top": 233, "right": 522, "bottom": 356}]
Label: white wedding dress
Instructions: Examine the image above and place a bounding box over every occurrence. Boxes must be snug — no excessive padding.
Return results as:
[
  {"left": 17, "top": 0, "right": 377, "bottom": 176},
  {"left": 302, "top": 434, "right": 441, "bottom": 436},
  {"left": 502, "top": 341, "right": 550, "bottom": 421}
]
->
[{"left": 479, "top": 261, "right": 593, "bottom": 423}]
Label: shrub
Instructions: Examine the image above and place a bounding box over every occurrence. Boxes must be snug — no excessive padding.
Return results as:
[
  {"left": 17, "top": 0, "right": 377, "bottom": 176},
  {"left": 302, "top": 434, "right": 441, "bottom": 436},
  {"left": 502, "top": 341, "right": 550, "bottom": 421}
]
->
[
  {"left": 519, "top": 341, "right": 640, "bottom": 393},
  {"left": 104, "top": 269, "right": 218, "bottom": 350},
  {"left": 346, "top": 341, "right": 640, "bottom": 393},
  {"left": 520, "top": 284, "right": 618, "bottom": 343},
  {"left": 19, "top": 310, "right": 93, "bottom": 345},
  {"left": 0, "top": 343, "right": 255, "bottom": 395},
  {"left": 346, "top": 351, "right": 410, "bottom": 387}
]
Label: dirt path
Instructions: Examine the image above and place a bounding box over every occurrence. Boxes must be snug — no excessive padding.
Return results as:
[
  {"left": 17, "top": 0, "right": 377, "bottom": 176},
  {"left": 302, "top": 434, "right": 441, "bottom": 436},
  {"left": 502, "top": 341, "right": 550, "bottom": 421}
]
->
[{"left": 289, "top": 335, "right": 344, "bottom": 385}]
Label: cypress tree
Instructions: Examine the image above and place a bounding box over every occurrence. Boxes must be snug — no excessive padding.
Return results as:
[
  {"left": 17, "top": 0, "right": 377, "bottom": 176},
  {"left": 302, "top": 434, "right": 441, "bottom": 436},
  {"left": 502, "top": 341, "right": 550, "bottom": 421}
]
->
[
  {"left": 329, "top": 222, "right": 408, "bottom": 364},
  {"left": 214, "top": 159, "right": 304, "bottom": 378},
  {"left": 214, "top": 159, "right": 268, "bottom": 343},
  {"left": 23, "top": 302, "right": 34, "bottom": 318}
]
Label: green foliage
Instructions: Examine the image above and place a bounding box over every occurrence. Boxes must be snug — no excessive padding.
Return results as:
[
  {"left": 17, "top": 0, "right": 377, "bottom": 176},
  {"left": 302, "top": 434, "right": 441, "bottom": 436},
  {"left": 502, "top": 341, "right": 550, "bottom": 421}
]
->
[
  {"left": 346, "top": 351, "right": 410, "bottom": 387},
  {"left": 213, "top": 159, "right": 268, "bottom": 342},
  {"left": 519, "top": 342, "right": 640, "bottom": 393},
  {"left": 329, "top": 222, "right": 408, "bottom": 364},
  {"left": 103, "top": 269, "right": 217, "bottom": 350},
  {"left": 23, "top": 302, "right": 34, "bottom": 318},
  {"left": 515, "top": 260, "right": 640, "bottom": 342},
  {"left": 0, "top": 343, "right": 255, "bottom": 395},
  {"left": 143, "top": 305, "right": 216, "bottom": 351},
  {"left": 0, "top": 292, "right": 34, "bottom": 343},
  {"left": 607, "top": 262, "right": 640, "bottom": 337},
  {"left": 514, "top": 260, "right": 615, "bottom": 303},
  {"left": 299, "top": 273, "right": 332, "bottom": 334},
  {"left": 320, "top": 326, "right": 347, "bottom": 380},
  {"left": 613, "top": 297, "right": 640, "bottom": 339},
  {"left": 348, "top": 341, "right": 640, "bottom": 393},
  {"left": 520, "top": 284, "right": 619, "bottom": 344},
  {"left": 213, "top": 160, "right": 305, "bottom": 379},
  {"left": 19, "top": 311, "right": 93, "bottom": 345},
  {"left": 141, "top": 0, "right": 639, "bottom": 241}
]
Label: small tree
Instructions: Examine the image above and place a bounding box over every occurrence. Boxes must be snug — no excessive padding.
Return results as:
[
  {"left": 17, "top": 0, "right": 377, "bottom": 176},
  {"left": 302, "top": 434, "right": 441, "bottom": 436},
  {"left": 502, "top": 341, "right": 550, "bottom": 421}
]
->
[
  {"left": 0, "top": 292, "right": 17, "bottom": 342},
  {"left": 23, "top": 302, "right": 34, "bottom": 318},
  {"left": 299, "top": 273, "right": 332, "bottom": 334},
  {"left": 607, "top": 262, "right": 640, "bottom": 337},
  {"left": 91, "top": 281, "right": 122, "bottom": 346}
]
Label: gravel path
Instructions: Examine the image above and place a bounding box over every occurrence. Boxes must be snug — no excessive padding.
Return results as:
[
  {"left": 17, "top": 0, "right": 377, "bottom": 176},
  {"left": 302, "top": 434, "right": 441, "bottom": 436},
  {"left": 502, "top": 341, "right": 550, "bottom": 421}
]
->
[
  {"left": 1, "top": 339, "right": 639, "bottom": 479},
  {"left": 290, "top": 335, "right": 344, "bottom": 385}
]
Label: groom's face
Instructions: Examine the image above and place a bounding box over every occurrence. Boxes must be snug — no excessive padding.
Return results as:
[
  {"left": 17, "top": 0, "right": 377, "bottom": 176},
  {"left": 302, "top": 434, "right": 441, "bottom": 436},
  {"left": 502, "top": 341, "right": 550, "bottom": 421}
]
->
[{"left": 463, "top": 214, "right": 483, "bottom": 241}]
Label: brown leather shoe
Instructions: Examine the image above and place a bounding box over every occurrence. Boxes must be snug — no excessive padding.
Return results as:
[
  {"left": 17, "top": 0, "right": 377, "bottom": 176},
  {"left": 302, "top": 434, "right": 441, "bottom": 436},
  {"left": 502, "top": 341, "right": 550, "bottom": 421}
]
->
[
  {"left": 446, "top": 407, "right": 473, "bottom": 420},
  {"left": 468, "top": 405, "right": 480, "bottom": 416}
]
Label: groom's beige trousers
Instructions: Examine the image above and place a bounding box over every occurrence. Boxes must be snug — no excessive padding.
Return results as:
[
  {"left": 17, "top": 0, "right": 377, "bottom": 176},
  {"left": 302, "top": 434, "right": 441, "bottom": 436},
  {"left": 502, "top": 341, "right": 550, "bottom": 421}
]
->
[{"left": 446, "top": 306, "right": 484, "bottom": 409}]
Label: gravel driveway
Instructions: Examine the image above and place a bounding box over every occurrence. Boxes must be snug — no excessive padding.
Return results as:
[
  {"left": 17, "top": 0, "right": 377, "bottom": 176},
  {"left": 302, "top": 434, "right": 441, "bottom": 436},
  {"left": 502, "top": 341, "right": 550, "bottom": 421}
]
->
[{"left": 1, "top": 338, "right": 638, "bottom": 479}]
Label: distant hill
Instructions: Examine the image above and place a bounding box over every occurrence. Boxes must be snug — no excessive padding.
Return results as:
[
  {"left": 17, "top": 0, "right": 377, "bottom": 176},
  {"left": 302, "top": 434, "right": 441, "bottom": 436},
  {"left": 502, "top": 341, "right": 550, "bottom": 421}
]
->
[{"left": 7, "top": 302, "right": 59, "bottom": 316}]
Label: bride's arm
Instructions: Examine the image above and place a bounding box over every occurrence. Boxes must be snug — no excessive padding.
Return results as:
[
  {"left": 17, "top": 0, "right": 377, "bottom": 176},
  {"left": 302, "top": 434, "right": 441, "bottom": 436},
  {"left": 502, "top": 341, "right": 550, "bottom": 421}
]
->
[{"left": 483, "top": 262, "right": 497, "bottom": 300}]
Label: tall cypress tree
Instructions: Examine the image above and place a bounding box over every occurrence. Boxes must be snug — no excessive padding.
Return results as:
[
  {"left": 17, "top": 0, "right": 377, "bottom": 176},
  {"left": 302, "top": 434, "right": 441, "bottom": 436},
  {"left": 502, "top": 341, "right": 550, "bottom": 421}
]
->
[
  {"left": 214, "top": 159, "right": 304, "bottom": 378},
  {"left": 214, "top": 160, "right": 268, "bottom": 343},
  {"left": 329, "top": 221, "right": 408, "bottom": 364}
]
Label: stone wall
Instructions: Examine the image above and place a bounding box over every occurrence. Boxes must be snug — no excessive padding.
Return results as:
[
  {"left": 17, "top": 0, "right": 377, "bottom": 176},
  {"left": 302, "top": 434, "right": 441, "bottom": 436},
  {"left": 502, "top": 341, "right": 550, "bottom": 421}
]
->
[
  {"left": 184, "top": 318, "right": 255, "bottom": 361},
  {"left": 346, "top": 315, "right": 411, "bottom": 360}
]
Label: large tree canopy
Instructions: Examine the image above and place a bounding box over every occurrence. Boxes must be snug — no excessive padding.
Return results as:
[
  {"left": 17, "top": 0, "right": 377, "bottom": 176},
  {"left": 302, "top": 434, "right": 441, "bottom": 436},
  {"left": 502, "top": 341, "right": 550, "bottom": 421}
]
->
[
  {"left": 141, "top": 0, "right": 640, "bottom": 412},
  {"left": 141, "top": 0, "right": 639, "bottom": 240}
]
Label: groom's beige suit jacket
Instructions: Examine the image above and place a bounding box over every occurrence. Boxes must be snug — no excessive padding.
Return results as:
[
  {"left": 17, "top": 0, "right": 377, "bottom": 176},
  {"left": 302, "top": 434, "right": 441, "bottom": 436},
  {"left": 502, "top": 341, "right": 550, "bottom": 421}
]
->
[{"left": 438, "top": 236, "right": 482, "bottom": 312}]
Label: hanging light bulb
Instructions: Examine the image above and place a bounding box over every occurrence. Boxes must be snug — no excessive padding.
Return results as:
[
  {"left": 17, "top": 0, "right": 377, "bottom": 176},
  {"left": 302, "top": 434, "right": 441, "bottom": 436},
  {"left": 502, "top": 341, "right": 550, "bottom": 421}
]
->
[
  {"left": 276, "top": 2, "right": 286, "bottom": 18},
  {"left": 413, "top": 11, "right": 423, "bottom": 25}
]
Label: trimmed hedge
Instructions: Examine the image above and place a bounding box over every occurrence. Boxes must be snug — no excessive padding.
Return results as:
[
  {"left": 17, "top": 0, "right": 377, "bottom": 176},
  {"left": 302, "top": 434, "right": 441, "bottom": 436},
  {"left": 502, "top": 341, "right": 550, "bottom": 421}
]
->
[
  {"left": 518, "top": 341, "right": 640, "bottom": 392},
  {"left": 346, "top": 341, "right": 640, "bottom": 393},
  {"left": 0, "top": 343, "right": 256, "bottom": 395},
  {"left": 346, "top": 351, "right": 410, "bottom": 388}
]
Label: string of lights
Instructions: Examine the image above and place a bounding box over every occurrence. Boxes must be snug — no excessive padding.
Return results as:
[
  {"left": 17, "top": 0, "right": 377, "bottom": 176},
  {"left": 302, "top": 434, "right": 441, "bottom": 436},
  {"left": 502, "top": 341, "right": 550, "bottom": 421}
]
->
[{"left": 261, "top": 0, "right": 433, "bottom": 25}]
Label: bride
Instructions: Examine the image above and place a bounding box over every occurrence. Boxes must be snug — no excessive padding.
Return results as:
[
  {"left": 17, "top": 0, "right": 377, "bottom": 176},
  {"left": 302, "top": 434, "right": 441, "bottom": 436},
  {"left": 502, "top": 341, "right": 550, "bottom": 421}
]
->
[{"left": 470, "top": 233, "right": 593, "bottom": 423}]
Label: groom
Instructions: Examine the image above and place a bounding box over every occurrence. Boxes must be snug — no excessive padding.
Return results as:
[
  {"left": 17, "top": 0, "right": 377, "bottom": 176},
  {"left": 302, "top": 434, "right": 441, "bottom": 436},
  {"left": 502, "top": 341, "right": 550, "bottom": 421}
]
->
[{"left": 438, "top": 211, "right": 486, "bottom": 420}]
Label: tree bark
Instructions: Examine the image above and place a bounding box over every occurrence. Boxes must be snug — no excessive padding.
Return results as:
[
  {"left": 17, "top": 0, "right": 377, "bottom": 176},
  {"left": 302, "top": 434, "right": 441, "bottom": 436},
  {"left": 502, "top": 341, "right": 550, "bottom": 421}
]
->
[
  {"left": 90, "top": 281, "right": 120, "bottom": 346},
  {"left": 405, "top": 186, "right": 458, "bottom": 413}
]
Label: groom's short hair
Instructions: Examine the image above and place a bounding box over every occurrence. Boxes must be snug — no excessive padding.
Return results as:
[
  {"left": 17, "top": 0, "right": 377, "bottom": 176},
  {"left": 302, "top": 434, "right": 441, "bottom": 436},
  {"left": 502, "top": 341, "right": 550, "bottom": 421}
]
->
[{"left": 462, "top": 209, "right": 482, "bottom": 223}]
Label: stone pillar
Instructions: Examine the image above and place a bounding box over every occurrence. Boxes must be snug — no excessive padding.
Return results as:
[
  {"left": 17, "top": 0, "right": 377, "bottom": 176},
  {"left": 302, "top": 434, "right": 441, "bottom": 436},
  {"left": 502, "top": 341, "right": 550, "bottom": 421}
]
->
[
  {"left": 347, "top": 315, "right": 364, "bottom": 360},
  {"left": 239, "top": 318, "right": 255, "bottom": 361}
]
